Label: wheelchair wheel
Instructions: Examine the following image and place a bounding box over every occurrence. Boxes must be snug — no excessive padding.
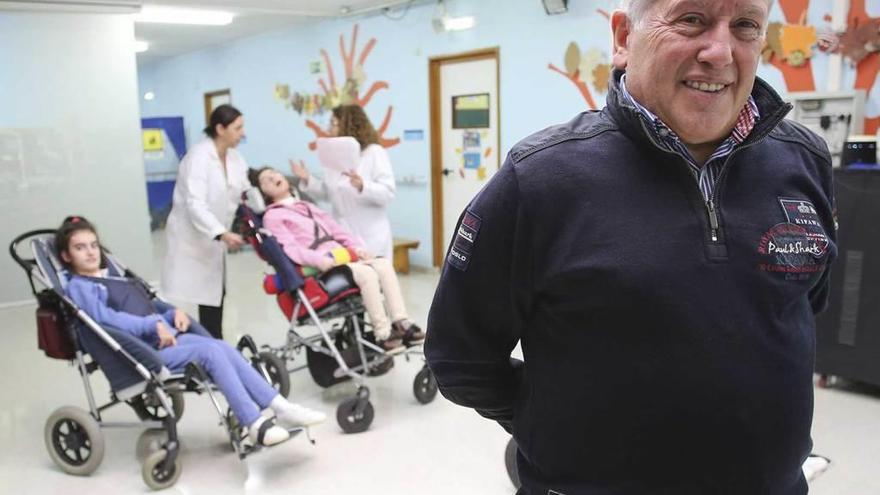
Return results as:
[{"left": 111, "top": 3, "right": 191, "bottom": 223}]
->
[
  {"left": 257, "top": 351, "right": 291, "bottom": 398},
  {"left": 135, "top": 428, "right": 168, "bottom": 463},
  {"left": 44, "top": 406, "right": 105, "bottom": 476},
  {"left": 505, "top": 437, "right": 521, "bottom": 489},
  {"left": 413, "top": 365, "right": 439, "bottom": 404},
  {"left": 336, "top": 397, "right": 374, "bottom": 434},
  {"left": 128, "top": 390, "right": 185, "bottom": 423},
  {"left": 142, "top": 448, "right": 181, "bottom": 491}
]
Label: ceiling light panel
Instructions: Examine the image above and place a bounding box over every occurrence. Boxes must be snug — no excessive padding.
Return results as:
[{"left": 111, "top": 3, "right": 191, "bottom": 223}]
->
[{"left": 135, "top": 6, "right": 235, "bottom": 25}]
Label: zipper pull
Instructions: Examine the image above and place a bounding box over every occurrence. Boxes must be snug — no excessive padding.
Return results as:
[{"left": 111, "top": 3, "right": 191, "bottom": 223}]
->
[{"left": 707, "top": 200, "right": 719, "bottom": 242}]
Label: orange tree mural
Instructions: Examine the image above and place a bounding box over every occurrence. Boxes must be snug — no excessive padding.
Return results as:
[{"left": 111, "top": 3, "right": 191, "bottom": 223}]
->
[
  {"left": 763, "top": 0, "right": 879, "bottom": 133},
  {"left": 551, "top": 2, "right": 879, "bottom": 133},
  {"left": 845, "top": 0, "right": 880, "bottom": 133},
  {"left": 548, "top": 9, "right": 613, "bottom": 110},
  {"left": 276, "top": 24, "right": 400, "bottom": 150}
]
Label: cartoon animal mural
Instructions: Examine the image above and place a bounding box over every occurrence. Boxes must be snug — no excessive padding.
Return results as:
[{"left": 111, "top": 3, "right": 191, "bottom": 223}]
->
[
  {"left": 276, "top": 24, "right": 400, "bottom": 150},
  {"left": 552, "top": 3, "right": 879, "bottom": 135},
  {"left": 763, "top": 0, "right": 879, "bottom": 133}
]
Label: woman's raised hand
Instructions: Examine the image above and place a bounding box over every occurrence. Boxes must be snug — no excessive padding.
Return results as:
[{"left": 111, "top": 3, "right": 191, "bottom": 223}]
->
[{"left": 342, "top": 171, "right": 364, "bottom": 192}]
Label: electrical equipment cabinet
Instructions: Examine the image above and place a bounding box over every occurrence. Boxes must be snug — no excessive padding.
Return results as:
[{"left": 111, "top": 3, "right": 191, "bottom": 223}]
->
[
  {"left": 814, "top": 168, "right": 880, "bottom": 387},
  {"left": 786, "top": 90, "right": 867, "bottom": 167}
]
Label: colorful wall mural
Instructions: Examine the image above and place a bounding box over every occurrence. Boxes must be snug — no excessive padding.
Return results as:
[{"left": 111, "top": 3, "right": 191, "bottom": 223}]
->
[
  {"left": 550, "top": 2, "right": 879, "bottom": 134},
  {"left": 548, "top": 9, "right": 613, "bottom": 110},
  {"left": 760, "top": 0, "right": 878, "bottom": 133},
  {"left": 275, "top": 24, "right": 400, "bottom": 150}
]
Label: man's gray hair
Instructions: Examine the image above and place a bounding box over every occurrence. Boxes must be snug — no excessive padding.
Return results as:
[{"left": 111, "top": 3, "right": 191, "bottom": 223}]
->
[
  {"left": 619, "top": 0, "right": 652, "bottom": 29},
  {"left": 619, "top": 0, "right": 774, "bottom": 31}
]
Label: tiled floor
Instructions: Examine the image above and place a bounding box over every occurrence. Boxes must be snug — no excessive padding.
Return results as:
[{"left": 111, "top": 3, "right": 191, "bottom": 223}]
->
[{"left": 0, "top": 232, "right": 877, "bottom": 493}]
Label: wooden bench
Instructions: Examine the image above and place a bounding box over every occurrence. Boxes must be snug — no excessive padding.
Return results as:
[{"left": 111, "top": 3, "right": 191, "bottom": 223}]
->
[{"left": 392, "top": 238, "right": 420, "bottom": 274}]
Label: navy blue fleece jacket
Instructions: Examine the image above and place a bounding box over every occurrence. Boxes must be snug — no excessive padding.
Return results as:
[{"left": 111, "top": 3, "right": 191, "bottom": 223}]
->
[{"left": 425, "top": 72, "right": 836, "bottom": 495}]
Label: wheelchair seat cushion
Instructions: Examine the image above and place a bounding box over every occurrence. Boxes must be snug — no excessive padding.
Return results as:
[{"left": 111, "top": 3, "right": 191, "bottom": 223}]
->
[{"left": 319, "top": 265, "right": 358, "bottom": 299}]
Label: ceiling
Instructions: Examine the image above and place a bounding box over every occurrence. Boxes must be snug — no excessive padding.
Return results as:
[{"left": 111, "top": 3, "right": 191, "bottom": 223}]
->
[
  {"left": 3, "top": 0, "right": 430, "bottom": 64},
  {"left": 137, "top": 1, "right": 433, "bottom": 65}
]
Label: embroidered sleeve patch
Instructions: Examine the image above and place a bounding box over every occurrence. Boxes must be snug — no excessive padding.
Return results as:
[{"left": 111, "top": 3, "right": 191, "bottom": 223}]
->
[{"left": 447, "top": 210, "right": 481, "bottom": 271}]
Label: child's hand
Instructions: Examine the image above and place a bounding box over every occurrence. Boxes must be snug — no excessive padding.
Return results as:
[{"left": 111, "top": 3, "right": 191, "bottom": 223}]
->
[
  {"left": 316, "top": 256, "right": 336, "bottom": 272},
  {"left": 355, "top": 248, "right": 373, "bottom": 260},
  {"left": 289, "top": 159, "right": 310, "bottom": 183},
  {"left": 156, "top": 321, "right": 177, "bottom": 348},
  {"left": 173, "top": 309, "right": 190, "bottom": 332}
]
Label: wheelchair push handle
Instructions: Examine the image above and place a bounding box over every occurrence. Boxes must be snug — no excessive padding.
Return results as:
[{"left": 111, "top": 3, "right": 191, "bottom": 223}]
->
[{"left": 9, "top": 228, "right": 57, "bottom": 271}]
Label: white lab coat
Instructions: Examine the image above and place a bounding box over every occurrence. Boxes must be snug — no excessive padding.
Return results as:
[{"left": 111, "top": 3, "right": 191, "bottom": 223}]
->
[
  {"left": 303, "top": 143, "right": 396, "bottom": 260},
  {"left": 161, "top": 139, "right": 250, "bottom": 307}
]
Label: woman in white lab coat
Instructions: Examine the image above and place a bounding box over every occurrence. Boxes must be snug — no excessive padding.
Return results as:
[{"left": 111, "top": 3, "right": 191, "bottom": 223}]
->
[
  {"left": 162, "top": 104, "right": 249, "bottom": 339},
  {"left": 291, "top": 105, "right": 396, "bottom": 260}
]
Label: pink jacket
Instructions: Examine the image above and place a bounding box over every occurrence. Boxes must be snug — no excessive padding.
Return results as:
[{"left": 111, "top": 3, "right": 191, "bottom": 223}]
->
[{"left": 262, "top": 199, "right": 364, "bottom": 268}]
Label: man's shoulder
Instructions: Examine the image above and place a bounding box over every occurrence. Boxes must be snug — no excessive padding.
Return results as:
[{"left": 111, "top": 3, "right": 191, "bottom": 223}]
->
[
  {"left": 508, "top": 110, "right": 616, "bottom": 164},
  {"left": 768, "top": 119, "right": 832, "bottom": 164}
]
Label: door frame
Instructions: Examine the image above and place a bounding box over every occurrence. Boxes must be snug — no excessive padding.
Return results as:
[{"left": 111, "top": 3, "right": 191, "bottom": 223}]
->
[
  {"left": 428, "top": 47, "right": 501, "bottom": 267},
  {"left": 204, "top": 89, "right": 231, "bottom": 126}
]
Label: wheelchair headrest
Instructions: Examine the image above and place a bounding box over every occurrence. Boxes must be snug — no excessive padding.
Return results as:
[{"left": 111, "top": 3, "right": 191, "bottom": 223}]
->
[
  {"left": 31, "top": 238, "right": 68, "bottom": 292},
  {"left": 243, "top": 187, "right": 267, "bottom": 215},
  {"left": 31, "top": 237, "right": 127, "bottom": 293},
  {"left": 101, "top": 251, "right": 127, "bottom": 278}
]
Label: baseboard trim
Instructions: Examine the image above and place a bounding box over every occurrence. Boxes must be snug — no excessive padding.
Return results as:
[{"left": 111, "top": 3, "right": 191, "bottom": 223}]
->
[{"left": 0, "top": 298, "right": 36, "bottom": 310}]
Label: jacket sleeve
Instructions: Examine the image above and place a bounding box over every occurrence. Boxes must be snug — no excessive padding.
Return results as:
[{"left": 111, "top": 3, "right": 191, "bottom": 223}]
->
[
  {"left": 358, "top": 146, "right": 396, "bottom": 207},
  {"left": 182, "top": 156, "right": 227, "bottom": 239},
  {"left": 809, "top": 147, "right": 837, "bottom": 315},
  {"left": 67, "top": 277, "right": 162, "bottom": 340},
  {"left": 263, "top": 209, "right": 330, "bottom": 268},
  {"left": 424, "top": 159, "right": 531, "bottom": 432}
]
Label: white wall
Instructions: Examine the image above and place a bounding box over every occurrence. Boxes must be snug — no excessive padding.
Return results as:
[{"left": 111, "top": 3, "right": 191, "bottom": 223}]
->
[
  {"left": 139, "top": 0, "right": 879, "bottom": 270},
  {"left": 138, "top": 0, "right": 622, "bottom": 269},
  {"left": 0, "top": 11, "right": 153, "bottom": 304}
]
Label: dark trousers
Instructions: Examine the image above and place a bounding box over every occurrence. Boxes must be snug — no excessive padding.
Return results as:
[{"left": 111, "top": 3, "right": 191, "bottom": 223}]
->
[{"left": 198, "top": 292, "right": 225, "bottom": 339}]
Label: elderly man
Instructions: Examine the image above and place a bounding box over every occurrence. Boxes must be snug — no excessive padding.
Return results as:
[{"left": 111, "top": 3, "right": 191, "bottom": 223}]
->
[{"left": 425, "top": 0, "right": 836, "bottom": 493}]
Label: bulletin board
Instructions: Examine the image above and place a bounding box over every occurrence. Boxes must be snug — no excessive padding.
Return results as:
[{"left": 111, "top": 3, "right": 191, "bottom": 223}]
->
[{"left": 452, "top": 93, "right": 490, "bottom": 129}]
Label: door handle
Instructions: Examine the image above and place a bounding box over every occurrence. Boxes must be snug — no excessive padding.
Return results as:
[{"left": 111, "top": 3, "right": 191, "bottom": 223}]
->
[{"left": 441, "top": 168, "right": 453, "bottom": 176}]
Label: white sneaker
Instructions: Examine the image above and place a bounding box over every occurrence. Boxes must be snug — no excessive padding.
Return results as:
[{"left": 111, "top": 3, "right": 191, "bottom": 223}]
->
[
  {"left": 802, "top": 454, "right": 832, "bottom": 482},
  {"left": 247, "top": 416, "right": 290, "bottom": 447},
  {"left": 274, "top": 402, "right": 327, "bottom": 428}
]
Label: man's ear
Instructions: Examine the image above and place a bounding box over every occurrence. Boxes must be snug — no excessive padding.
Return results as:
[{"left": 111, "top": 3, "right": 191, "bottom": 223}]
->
[{"left": 611, "top": 10, "right": 632, "bottom": 70}]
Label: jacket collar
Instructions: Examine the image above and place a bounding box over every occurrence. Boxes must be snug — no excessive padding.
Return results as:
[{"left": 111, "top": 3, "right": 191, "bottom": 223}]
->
[{"left": 605, "top": 69, "right": 792, "bottom": 152}]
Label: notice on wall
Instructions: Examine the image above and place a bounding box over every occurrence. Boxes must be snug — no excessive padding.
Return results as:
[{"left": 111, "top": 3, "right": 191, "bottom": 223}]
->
[
  {"left": 142, "top": 129, "right": 164, "bottom": 152},
  {"left": 404, "top": 129, "right": 425, "bottom": 141},
  {"left": 453, "top": 93, "right": 490, "bottom": 129}
]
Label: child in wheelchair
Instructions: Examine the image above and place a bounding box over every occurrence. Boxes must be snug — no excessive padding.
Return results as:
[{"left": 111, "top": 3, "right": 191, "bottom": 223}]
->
[
  {"left": 248, "top": 167, "right": 425, "bottom": 354},
  {"left": 57, "top": 216, "right": 326, "bottom": 447}
]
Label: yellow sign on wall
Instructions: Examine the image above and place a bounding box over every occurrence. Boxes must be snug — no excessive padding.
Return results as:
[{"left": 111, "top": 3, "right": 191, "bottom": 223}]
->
[{"left": 142, "top": 129, "right": 164, "bottom": 151}]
